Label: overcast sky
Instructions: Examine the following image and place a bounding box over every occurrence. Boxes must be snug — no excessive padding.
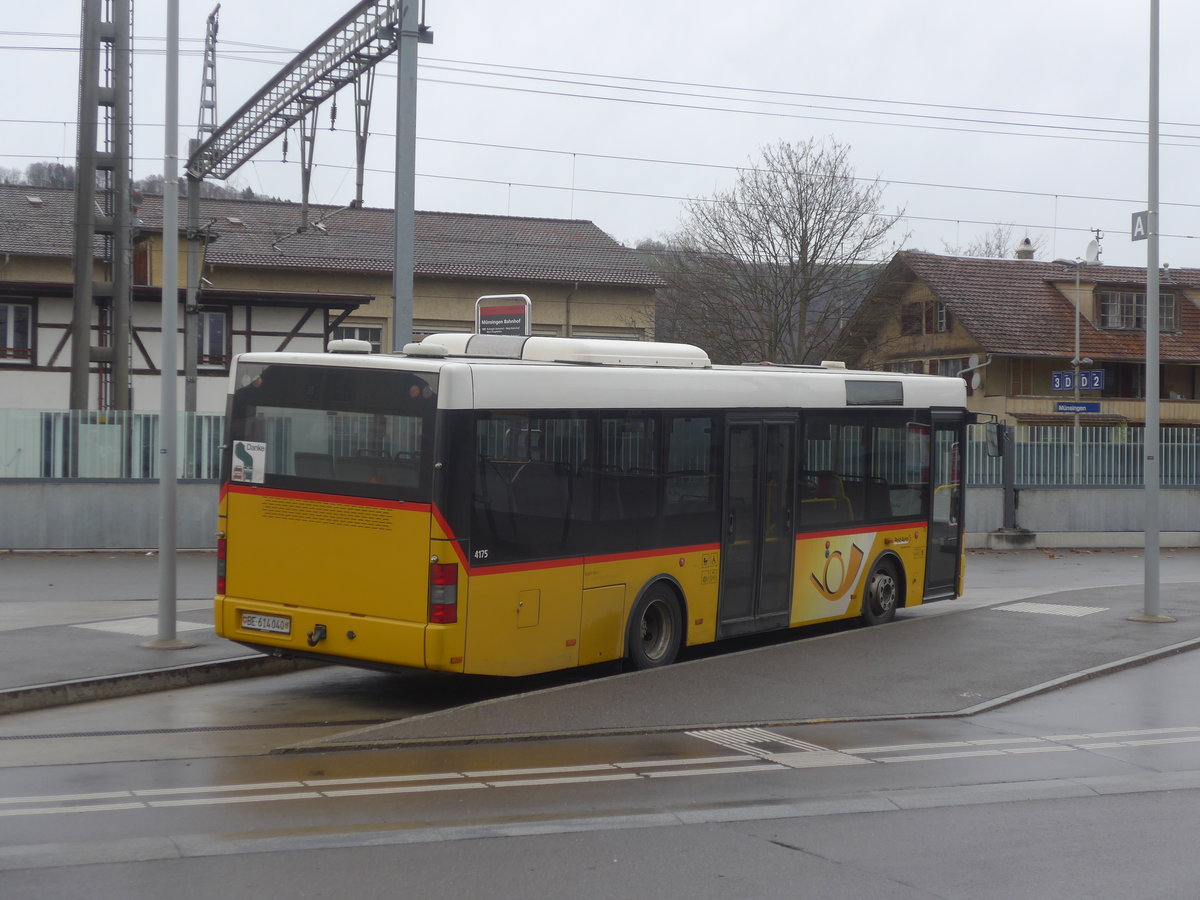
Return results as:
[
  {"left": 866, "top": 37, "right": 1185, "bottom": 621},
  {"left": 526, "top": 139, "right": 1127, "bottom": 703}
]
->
[{"left": 5, "top": 1, "right": 1199, "bottom": 267}]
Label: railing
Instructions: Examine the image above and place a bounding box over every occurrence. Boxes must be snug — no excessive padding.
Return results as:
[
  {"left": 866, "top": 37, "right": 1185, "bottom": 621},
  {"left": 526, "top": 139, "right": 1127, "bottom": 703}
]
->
[
  {"left": 3, "top": 412, "right": 1199, "bottom": 487},
  {"left": 0, "top": 410, "right": 224, "bottom": 480},
  {"left": 966, "top": 423, "right": 1200, "bottom": 487}
]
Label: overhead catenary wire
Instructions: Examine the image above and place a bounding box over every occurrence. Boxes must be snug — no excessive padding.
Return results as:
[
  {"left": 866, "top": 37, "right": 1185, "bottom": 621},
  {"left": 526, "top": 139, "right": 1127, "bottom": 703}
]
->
[{"left": 5, "top": 30, "right": 1199, "bottom": 253}]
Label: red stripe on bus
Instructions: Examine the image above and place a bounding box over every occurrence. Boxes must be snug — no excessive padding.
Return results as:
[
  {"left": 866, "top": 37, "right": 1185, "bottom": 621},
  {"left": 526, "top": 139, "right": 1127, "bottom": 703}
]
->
[
  {"left": 471, "top": 557, "right": 587, "bottom": 577},
  {"left": 585, "top": 543, "right": 720, "bottom": 565},
  {"left": 796, "top": 521, "right": 927, "bottom": 541}
]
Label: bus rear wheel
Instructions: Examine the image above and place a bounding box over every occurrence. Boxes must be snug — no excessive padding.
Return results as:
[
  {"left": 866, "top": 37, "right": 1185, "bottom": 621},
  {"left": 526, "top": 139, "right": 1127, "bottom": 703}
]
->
[
  {"left": 626, "top": 585, "right": 683, "bottom": 670},
  {"left": 861, "top": 561, "right": 900, "bottom": 626}
]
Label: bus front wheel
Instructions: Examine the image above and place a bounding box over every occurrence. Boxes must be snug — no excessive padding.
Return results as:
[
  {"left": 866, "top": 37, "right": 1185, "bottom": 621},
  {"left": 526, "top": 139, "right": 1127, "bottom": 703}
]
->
[
  {"left": 626, "top": 584, "right": 683, "bottom": 670},
  {"left": 861, "top": 561, "right": 900, "bottom": 626}
]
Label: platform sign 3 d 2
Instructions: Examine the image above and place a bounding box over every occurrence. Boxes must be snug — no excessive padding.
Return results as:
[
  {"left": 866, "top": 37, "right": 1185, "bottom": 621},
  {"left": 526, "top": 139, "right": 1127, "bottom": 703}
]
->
[
  {"left": 475, "top": 294, "right": 532, "bottom": 336},
  {"left": 1051, "top": 370, "right": 1105, "bottom": 391}
]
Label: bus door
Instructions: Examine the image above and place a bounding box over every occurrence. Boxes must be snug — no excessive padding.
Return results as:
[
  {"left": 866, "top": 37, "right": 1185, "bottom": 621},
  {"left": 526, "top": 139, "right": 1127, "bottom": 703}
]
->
[
  {"left": 925, "top": 411, "right": 965, "bottom": 598},
  {"left": 718, "top": 418, "right": 795, "bottom": 637}
]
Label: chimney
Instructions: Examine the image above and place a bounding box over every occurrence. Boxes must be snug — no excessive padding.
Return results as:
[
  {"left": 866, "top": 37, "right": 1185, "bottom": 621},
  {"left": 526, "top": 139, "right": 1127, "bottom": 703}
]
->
[{"left": 1014, "top": 237, "right": 1035, "bottom": 260}]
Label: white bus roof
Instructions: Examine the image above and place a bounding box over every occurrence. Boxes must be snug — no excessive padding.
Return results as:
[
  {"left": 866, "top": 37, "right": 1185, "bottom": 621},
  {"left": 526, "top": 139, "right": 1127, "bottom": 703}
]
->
[{"left": 232, "top": 334, "right": 967, "bottom": 412}]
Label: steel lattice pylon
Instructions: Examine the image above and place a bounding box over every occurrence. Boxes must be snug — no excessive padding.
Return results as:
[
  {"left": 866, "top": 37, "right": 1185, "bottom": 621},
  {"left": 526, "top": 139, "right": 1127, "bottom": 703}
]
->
[{"left": 187, "top": 0, "right": 401, "bottom": 179}]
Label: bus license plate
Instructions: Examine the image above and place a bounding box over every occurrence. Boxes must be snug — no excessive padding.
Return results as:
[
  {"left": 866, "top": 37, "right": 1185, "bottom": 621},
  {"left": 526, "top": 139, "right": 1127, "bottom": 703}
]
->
[{"left": 241, "top": 612, "right": 291, "bottom": 635}]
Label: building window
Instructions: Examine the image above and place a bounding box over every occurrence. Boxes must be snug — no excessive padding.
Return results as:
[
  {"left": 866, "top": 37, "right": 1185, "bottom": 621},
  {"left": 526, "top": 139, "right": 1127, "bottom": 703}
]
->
[
  {"left": 332, "top": 325, "right": 383, "bottom": 353},
  {"left": 931, "top": 302, "right": 949, "bottom": 333},
  {"left": 901, "top": 301, "right": 949, "bottom": 336},
  {"left": 196, "top": 310, "right": 228, "bottom": 367},
  {"left": 938, "top": 357, "right": 967, "bottom": 378},
  {"left": 1162, "top": 294, "right": 1178, "bottom": 331},
  {"left": 0, "top": 301, "right": 33, "bottom": 362},
  {"left": 1098, "top": 291, "right": 1176, "bottom": 331},
  {"left": 1009, "top": 358, "right": 1034, "bottom": 395}
]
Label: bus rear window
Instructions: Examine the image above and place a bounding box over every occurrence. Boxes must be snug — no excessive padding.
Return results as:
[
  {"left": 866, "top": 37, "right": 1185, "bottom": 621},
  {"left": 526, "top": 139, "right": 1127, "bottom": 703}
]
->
[{"left": 227, "top": 363, "right": 438, "bottom": 502}]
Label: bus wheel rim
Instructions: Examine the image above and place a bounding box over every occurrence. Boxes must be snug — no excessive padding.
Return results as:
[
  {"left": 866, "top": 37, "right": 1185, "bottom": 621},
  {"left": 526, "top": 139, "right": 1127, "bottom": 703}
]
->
[
  {"left": 872, "top": 572, "right": 897, "bottom": 615},
  {"left": 641, "top": 598, "right": 672, "bottom": 661}
]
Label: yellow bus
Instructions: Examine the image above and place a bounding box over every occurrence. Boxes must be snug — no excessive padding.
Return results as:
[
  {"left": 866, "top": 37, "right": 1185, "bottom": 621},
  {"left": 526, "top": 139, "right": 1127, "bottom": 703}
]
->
[{"left": 214, "top": 333, "right": 971, "bottom": 676}]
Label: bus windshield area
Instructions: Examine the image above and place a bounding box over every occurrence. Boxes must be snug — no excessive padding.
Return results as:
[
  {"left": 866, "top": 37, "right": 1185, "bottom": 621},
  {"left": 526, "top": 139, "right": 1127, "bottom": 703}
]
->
[{"left": 227, "top": 363, "right": 438, "bottom": 502}]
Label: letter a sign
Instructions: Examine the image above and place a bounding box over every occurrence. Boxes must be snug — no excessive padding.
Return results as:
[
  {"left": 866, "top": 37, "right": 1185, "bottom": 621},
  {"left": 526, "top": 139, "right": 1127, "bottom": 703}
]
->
[{"left": 1131, "top": 210, "right": 1150, "bottom": 241}]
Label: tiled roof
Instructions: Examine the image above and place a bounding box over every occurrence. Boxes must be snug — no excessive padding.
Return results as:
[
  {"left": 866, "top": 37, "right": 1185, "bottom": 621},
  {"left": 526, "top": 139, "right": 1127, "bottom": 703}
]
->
[
  {"left": 0, "top": 185, "right": 664, "bottom": 289},
  {"left": 844, "top": 250, "right": 1200, "bottom": 363}
]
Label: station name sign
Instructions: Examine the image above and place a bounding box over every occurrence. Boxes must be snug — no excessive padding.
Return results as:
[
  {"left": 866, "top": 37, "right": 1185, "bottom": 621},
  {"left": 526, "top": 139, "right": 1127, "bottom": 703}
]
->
[
  {"left": 1056, "top": 401, "right": 1101, "bottom": 414},
  {"left": 476, "top": 294, "right": 532, "bottom": 336}
]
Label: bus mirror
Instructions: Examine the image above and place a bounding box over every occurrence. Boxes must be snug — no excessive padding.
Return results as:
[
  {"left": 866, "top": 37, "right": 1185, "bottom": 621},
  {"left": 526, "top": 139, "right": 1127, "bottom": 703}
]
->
[{"left": 984, "top": 422, "right": 1003, "bottom": 458}]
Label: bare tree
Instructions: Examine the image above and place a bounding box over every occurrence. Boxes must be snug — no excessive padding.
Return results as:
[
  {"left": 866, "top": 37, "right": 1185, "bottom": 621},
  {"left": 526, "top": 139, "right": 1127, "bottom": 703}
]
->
[
  {"left": 942, "top": 224, "right": 1046, "bottom": 259},
  {"left": 649, "top": 138, "right": 905, "bottom": 365}
]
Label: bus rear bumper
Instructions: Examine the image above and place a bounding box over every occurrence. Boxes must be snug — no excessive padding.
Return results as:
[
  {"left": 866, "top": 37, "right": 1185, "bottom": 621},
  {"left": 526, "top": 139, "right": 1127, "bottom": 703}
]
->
[{"left": 215, "top": 595, "right": 464, "bottom": 673}]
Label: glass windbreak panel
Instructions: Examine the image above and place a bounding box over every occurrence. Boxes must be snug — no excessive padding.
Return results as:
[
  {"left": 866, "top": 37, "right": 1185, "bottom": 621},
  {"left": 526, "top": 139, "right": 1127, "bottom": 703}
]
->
[
  {"left": 227, "top": 362, "right": 438, "bottom": 502},
  {"left": 869, "top": 418, "right": 930, "bottom": 521}
]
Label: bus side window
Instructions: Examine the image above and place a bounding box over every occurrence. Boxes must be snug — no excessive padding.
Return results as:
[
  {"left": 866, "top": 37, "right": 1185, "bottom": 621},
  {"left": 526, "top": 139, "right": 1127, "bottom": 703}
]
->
[
  {"left": 473, "top": 413, "right": 590, "bottom": 561},
  {"left": 799, "top": 417, "right": 865, "bottom": 529}
]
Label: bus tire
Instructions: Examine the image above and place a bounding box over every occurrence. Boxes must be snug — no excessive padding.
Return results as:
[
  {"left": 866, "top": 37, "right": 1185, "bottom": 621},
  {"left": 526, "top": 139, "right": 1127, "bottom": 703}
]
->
[
  {"left": 626, "top": 583, "right": 683, "bottom": 670},
  {"left": 861, "top": 559, "right": 900, "bottom": 626}
]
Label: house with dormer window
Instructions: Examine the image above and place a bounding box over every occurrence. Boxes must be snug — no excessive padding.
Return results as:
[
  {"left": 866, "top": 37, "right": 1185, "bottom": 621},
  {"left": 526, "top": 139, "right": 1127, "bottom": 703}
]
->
[{"left": 832, "top": 250, "right": 1200, "bottom": 426}]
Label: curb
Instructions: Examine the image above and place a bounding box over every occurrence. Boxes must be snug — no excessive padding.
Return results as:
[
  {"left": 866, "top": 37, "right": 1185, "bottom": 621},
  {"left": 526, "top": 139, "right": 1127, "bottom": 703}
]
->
[{"left": 0, "top": 655, "right": 322, "bottom": 715}]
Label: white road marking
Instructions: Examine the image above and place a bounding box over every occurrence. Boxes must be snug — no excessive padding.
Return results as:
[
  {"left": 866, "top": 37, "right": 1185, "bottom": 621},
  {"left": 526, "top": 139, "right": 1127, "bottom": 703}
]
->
[
  {"left": 147, "top": 792, "right": 321, "bottom": 808},
  {"left": 645, "top": 764, "right": 785, "bottom": 778},
  {"left": 1046, "top": 726, "right": 1200, "bottom": 741},
  {"left": 4, "top": 723, "right": 1199, "bottom": 820},
  {"left": 487, "top": 773, "right": 641, "bottom": 788},
  {"left": 882, "top": 749, "right": 1009, "bottom": 763},
  {"left": 132, "top": 781, "right": 301, "bottom": 796},
  {"left": 0, "top": 790, "right": 133, "bottom": 805},
  {"left": 321, "top": 783, "right": 487, "bottom": 797},
  {"left": 304, "top": 772, "right": 465, "bottom": 786},
  {"left": 463, "top": 763, "right": 614, "bottom": 778},
  {"left": 613, "top": 755, "right": 745, "bottom": 769},
  {"left": 846, "top": 737, "right": 1047, "bottom": 754},
  {"left": 0, "top": 801, "right": 144, "bottom": 817}
]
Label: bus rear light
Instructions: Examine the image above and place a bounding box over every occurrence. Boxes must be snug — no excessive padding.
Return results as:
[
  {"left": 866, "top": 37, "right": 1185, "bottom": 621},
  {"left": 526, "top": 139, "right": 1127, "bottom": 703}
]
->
[
  {"left": 217, "top": 537, "right": 227, "bottom": 594},
  {"left": 429, "top": 563, "right": 458, "bottom": 624}
]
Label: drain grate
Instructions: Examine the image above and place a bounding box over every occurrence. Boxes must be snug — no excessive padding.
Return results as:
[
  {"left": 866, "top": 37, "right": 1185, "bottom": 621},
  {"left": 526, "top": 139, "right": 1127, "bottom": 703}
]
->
[{"left": 994, "top": 602, "right": 1108, "bottom": 617}]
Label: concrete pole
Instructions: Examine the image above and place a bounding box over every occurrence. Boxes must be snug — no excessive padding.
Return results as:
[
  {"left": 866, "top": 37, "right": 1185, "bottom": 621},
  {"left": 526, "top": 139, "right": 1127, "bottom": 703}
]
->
[
  {"left": 1135, "top": 0, "right": 1172, "bottom": 624},
  {"left": 147, "top": 0, "right": 195, "bottom": 650},
  {"left": 1072, "top": 265, "right": 1081, "bottom": 484}
]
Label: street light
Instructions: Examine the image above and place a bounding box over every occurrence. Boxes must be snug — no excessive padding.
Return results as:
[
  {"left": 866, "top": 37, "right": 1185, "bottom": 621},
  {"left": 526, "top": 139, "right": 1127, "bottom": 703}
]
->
[{"left": 1053, "top": 256, "right": 1095, "bottom": 484}]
